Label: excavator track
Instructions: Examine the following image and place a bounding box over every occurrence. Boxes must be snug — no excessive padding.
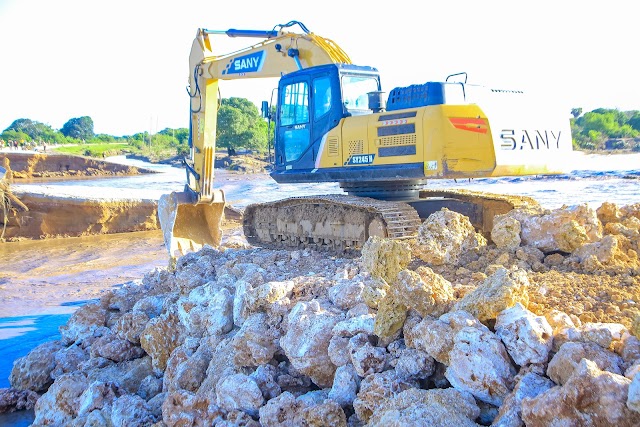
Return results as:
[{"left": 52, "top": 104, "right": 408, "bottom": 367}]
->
[{"left": 243, "top": 194, "right": 421, "bottom": 254}]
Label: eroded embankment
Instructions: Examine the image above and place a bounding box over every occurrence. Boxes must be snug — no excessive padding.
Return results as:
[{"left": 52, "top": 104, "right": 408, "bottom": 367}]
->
[
  {"left": 1, "top": 193, "right": 159, "bottom": 240},
  {"left": 1, "top": 152, "right": 155, "bottom": 179},
  {"left": 0, "top": 152, "right": 162, "bottom": 240}
]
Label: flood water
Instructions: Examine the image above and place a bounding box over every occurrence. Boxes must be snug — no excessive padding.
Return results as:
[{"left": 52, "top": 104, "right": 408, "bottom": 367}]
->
[
  {"left": 1, "top": 151, "right": 639, "bottom": 425},
  {"left": 11, "top": 151, "right": 640, "bottom": 210}
]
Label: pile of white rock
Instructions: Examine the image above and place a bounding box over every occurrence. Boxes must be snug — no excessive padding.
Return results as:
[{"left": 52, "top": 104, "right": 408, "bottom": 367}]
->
[{"left": 4, "top": 203, "right": 640, "bottom": 426}]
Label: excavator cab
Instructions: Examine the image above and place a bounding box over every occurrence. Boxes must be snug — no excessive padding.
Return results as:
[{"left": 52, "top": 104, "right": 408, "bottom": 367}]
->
[{"left": 273, "top": 63, "right": 381, "bottom": 172}]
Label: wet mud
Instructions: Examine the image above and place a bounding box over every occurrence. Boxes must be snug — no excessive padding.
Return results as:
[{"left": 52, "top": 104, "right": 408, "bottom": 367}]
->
[{"left": 0, "top": 230, "right": 168, "bottom": 318}]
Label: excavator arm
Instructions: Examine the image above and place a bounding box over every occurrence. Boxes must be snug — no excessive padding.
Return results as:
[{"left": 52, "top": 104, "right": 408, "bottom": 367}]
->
[{"left": 158, "top": 21, "right": 350, "bottom": 258}]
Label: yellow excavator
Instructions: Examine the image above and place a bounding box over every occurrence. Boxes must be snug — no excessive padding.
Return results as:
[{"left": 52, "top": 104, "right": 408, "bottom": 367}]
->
[{"left": 159, "top": 21, "right": 572, "bottom": 258}]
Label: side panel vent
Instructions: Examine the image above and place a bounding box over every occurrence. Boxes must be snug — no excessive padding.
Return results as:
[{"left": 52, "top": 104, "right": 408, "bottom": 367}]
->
[
  {"left": 327, "top": 137, "right": 339, "bottom": 157},
  {"left": 348, "top": 140, "right": 364, "bottom": 156}
]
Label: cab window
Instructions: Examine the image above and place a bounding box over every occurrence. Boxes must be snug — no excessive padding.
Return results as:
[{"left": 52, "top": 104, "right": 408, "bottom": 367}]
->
[
  {"left": 280, "top": 82, "right": 309, "bottom": 126},
  {"left": 342, "top": 75, "right": 379, "bottom": 114},
  {"left": 313, "top": 76, "right": 332, "bottom": 119}
]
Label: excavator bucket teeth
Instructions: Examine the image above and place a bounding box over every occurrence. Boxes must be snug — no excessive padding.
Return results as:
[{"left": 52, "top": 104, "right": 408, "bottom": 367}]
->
[{"left": 158, "top": 191, "right": 225, "bottom": 259}]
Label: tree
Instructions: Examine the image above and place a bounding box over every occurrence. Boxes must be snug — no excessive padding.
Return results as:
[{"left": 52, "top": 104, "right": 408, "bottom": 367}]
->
[
  {"left": 61, "top": 116, "right": 94, "bottom": 140},
  {"left": 629, "top": 112, "right": 640, "bottom": 132},
  {"left": 0, "top": 129, "right": 31, "bottom": 143},
  {"left": 4, "top": 118, "right": 59, "bottom": 142},
  {"left": 216, "top": 97, "right": 268, "bottom": 154},
  {"left": 571, "top": 107, "right": 582, "bottom": 118}
]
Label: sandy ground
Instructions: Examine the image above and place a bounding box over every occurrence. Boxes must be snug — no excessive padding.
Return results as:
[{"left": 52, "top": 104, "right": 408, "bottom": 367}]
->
[{"left": 0, "top": 230, "right": 169, "bottom": 320}]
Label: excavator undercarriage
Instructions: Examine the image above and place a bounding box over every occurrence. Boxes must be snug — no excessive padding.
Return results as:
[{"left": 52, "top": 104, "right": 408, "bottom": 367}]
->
[{"left": 242, "top": 189, "right": 538, "bottom": 254}]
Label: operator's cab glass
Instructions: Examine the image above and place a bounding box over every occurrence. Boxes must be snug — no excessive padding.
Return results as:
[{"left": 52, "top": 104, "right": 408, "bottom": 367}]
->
[
  {"left": 313, "top": 76, "right": 332, "bottom": 119},
  {"left": 280, "top": 81, "right": 310, "bottom": 162},
  {"left": 341, "top": 75, "right": 379, "bottom": 115}
]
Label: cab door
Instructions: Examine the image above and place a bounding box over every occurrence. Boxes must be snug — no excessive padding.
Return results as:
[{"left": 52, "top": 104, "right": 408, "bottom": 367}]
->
[{"left": 275, "top": 79, "right": 311, "bottom": 168}]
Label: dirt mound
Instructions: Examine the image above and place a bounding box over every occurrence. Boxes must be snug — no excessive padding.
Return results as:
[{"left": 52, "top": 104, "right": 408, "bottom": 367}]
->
[
  {"left": 215, "top": 154, "right": 270, "bottom": 174},
  {"left": 1, "top": 153, "right": 155, "bottom": 179}
]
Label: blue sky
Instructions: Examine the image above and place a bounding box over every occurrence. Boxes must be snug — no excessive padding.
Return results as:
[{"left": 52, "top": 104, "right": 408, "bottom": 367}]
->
[{"left": 0, "top": 0, "right": 638, "bottom": 136}]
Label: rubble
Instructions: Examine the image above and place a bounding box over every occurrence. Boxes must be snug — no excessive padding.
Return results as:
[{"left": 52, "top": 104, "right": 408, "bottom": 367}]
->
[{"left": 8, "top": 201, "right": 640, "bottom": 425}]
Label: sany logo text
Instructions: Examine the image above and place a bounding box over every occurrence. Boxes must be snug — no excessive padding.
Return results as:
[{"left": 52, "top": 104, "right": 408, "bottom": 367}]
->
[{"left": 500, "top": 129, "right": 562, "bottom": 150}]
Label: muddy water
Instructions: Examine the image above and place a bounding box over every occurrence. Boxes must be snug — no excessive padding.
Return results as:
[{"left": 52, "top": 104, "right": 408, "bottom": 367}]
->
[{"left": 0, "top": 230, "right": 167, "bottom": 318}]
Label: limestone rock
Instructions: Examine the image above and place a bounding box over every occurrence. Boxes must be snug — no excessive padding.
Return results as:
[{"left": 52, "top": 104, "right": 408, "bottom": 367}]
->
[
  {"left": 332, "top": 314, "right": 375, "bottom": 338},
  {"left": 361, "top": 236, "right": 411, "bottom": 283},
  {"left": 76, "top": 380, "right": 120, "bottom": 416},
  {"left": 280, "top": 300, "right": 344, "bottom": 388},
  {"left": 59, "top": 302, "right": 108, "bottom": 345},
  {"left": 361, "top": 276, "right": 389, "bottom": 309},
  {"left": 454, "top": 267, "right": 530, "bottom": 323},
  {"left": 510, "top": 204, "right": 602, "bottom": 252},
  {"left": 404, "top": 311, "right": 486, "bottom": 365},
  {"left": 348, "top": 333, "right": 388, "bottom": 377},
  {"left": 110, "top": 394, "right": 158, "bottom": 426},
  {"left": 10, "top": 340, "right": 63, "bottom": 392},
  {"left": 173, "top": 247, "right": 218, "bottom": 294},
  {"left": 388, "top": 341, "right": 435, "bottom": 381},
  {"left": 85, "top": 355, "right": 154, "bottom": 396},
  {"left": 89, "top": 333, "right": 146, "bottom": 363},
  {"left": 328, "top": 335, "right": 351, "bottom": 367},
  {"left": 445, "top": 326, "right": 516, "bottom": 406},
  {"left": 162, "top": 390, "right": 223, "bottom": 427},
  {"left": 415, "top": 208, "right": 487, "bottom": 265},
  {"left": 495, "top": 303, "right": 553, "bottom": 366},
  {"left": 392, "top": 267, "right": 454, "bottom": 317},
  {"left": 491, "top": 214, "right": 522, "bottom": 251},
  {"left": 232, "top": 312, "right": 281, "bottom": 368},
  {"left": 32, "top": 372, "right": 90, "bottom": 426},
  {"left": 197, "top": 336, "right": 236, "bottom": 397},
  {"left": 579, "top": 321, "right": 627, "bottom": 350},
  {"left": 0, "top": 388, "right": 39, "bottom": 413},
  {"left": 244, "top": 280, "right": 294, "bottom": 315},
  {"left": 598, "top": 201, "right": 623, "bottom": 225},
  {"left": 163, "top": 339, "right": 211, "bottom": 393},
  {"left": 258, "top": 390, "right": 347, "bottom": 427},
  {"left": 140, "top": 312, "right": 185, "bottom": 374},
  {"left": 616, "top": 333, "right": 640, "bottom": 369},
  {"left": 113, "top": 311, "right": 150, "bottom": 345},
  {"left": 216, "top": 373, "right": 264, "bottom": 417},
  {"left": 249, "top": 364, "right": 281, "bottom": 401},
  {"left": 522, "top": 358, "right": 640, "bottom": 426},
  {"left": 51, "top": 344, "right": 89, "bottom": 380},
  {"left": 138, "top": 375, "right": 163, "bottom": 400},
  {"left": 373, "top": 294, "right": 407, "bottom": 340},
  {"left": 573, "top": 234, "right": 634, "bottom": 267},
  {"left": 132, "top": 294, "right": 166, "bottom": 320},
  {"left": 492, "top": 372, "right": 555, "bottom": 427},
  {"left": 328, "top": 278, "right": 365, "bottom": 310},
  {"left": 328, "top": 364, "right": 360, "bottom": 407},
  {"left": 366, "top": 388, "right": 481, "bottom": 427},
  {"left": 352, "top": 370, "right": 418, "bottom": 423},
  {"left": 629, "top": 372, "right": 640, "bottom": 412},
  {"left": 547, "top": 341, "right": 624, "bottom": 385}
]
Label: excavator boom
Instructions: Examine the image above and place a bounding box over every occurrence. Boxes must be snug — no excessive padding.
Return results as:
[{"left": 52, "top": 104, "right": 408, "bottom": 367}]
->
[{"left": 159, "top": 21, "right": 352, "bottom": 259}]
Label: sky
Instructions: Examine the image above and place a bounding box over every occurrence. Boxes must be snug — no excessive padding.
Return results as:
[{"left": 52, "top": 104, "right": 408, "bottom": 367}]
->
[{"left": 0, "top": 0, "right": 638, "bottom": 137}]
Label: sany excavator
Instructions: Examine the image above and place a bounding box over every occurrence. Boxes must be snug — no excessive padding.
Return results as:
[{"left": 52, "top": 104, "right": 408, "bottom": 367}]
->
[{"left": 159, "top": 21, "right": 573, "bottom": 258}]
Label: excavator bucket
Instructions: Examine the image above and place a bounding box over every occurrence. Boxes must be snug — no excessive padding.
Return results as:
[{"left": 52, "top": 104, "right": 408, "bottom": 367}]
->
[{"left": 158, "top": 191, "right": 225, "bottom": 259}]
